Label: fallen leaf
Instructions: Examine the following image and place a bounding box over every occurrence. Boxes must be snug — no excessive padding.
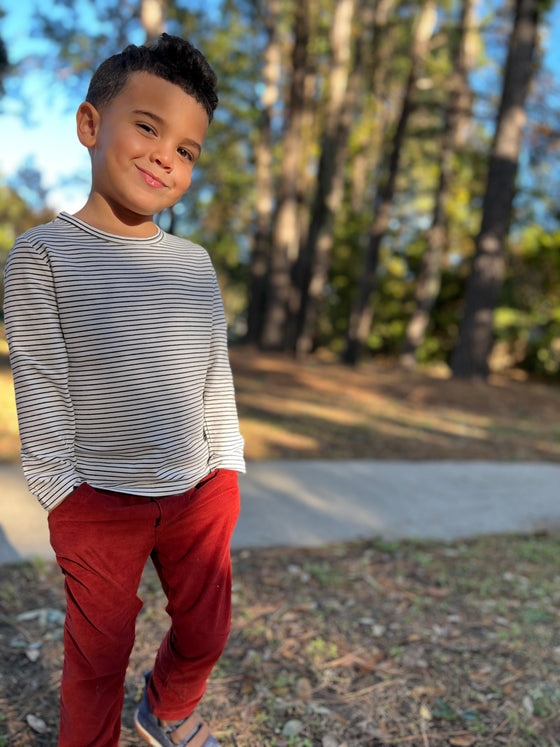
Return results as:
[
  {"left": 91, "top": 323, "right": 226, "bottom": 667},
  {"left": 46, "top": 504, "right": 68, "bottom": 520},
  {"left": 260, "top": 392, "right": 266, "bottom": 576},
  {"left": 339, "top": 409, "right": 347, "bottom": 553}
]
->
[
  {"left": 412, "top": 685, "right": 446, "bottom": 699},
  {"left": 420, "top": 704, "right": 432, "bottom": 720},
  {"left": 282, "top": 719, "right": 303, "bottom": 737},
  {"left": 26, "top": 714, "right": 48, "bottom": 734},
  {"left": 296, "top": 676, "right": 313, "bottom": 700},
  {"left": 426, "top": 586, "right": 450, "bottom": 597},
  {"left": 25, "top": 647, "right": 41, "bottom": 662}
]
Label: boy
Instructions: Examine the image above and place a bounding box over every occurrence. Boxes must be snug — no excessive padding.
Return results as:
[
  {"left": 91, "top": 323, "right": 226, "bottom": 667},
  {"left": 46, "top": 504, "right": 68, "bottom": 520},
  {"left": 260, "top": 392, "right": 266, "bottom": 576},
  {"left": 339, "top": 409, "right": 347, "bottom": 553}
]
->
[{"left": 3, "top": 34, "right": 245, "bottom": 747}]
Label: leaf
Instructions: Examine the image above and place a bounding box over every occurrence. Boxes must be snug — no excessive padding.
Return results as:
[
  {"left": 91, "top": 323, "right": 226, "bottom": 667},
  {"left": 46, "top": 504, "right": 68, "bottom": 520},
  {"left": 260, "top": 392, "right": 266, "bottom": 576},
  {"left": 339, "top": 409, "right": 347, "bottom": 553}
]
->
[
  {"left": 432, "top": 698, "right": 457, "bottom": 721},
  {"left": 282, "top": 719, "right": 303, "bottom": 737},
  {"left": 295, "top": 676, "right": 313, "bottom": 700},
  {"left": 25, "top": 647, "right": 41, "bottom": 662},
  {"left": 449, "top": 737, "right": 476, "bottom": 746},
  {"left": 26, "top": 714, "right": 48, "bottom": 734}
]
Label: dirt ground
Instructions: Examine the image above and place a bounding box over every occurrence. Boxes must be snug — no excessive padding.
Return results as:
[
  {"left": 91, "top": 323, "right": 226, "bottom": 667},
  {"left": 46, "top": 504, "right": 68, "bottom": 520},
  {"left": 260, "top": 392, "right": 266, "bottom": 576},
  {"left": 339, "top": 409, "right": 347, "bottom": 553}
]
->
[
  {"left": 229, "top": 348, "right": 560, "bottom": 464},
  {"left": 1, "top": 348, "right": 559, "bottom": 746}
]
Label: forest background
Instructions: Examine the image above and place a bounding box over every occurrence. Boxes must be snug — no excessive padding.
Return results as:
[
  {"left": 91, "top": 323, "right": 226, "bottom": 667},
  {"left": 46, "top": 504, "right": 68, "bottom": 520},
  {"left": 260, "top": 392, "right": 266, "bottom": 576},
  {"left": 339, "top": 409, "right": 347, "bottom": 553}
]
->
[{"left": 0, "top": 0, "right": 559, "bottom": 382}]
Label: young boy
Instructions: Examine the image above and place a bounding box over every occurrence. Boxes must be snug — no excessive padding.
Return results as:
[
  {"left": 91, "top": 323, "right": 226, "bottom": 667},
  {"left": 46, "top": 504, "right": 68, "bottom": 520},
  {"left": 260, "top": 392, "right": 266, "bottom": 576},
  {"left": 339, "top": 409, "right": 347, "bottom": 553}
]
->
[{"left": 3, "top": 34, "right": 245, "bottom": 747}]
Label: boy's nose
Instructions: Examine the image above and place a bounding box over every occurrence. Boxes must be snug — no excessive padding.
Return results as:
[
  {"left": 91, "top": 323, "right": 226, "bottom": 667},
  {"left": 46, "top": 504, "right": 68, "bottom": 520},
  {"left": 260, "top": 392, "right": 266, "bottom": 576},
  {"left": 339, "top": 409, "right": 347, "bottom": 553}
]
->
[{"left": 151, "top": 149, "right": 172, "bottom": 169}]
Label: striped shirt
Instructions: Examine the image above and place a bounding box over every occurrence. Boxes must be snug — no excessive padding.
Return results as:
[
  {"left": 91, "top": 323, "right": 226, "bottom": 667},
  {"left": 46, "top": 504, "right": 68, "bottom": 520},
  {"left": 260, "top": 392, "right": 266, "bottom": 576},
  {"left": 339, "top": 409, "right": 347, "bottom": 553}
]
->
[{"left": 3, "top": 212, "right": 245, "bottom": 511}]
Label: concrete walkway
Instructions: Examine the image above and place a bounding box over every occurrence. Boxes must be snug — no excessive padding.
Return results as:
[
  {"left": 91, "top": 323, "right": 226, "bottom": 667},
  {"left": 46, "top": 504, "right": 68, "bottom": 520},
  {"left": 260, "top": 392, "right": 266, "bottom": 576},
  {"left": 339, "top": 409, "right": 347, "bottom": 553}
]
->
[{"left": 1, "top": 460, "right": 560, "bottom": 565}]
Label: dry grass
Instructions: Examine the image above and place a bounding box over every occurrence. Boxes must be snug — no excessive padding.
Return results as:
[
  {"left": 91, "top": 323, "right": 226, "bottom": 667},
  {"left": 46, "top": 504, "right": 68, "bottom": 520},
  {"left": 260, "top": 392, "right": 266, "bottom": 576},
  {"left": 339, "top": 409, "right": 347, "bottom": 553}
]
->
[{"left": 2, "top": 533, "right": 560, "bottom": 746}]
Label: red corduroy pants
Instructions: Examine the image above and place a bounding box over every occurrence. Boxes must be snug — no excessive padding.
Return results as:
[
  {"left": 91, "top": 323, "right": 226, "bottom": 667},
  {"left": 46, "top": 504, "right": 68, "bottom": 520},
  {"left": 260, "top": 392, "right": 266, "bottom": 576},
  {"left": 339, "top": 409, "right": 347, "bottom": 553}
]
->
[{"left": 48, "top": 468, "right": 240, "bottom": 747}]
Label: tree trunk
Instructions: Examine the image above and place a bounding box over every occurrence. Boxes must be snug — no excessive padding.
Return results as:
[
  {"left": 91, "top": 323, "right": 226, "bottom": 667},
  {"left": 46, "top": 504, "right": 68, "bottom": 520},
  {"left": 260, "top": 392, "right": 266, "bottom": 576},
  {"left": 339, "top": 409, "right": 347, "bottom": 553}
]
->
[
  {"left": 349, "top": 0, "right": 398, "bottom": 214},
  {"left": 343, "top": 0, "right": 437, "bottom": 365},
  {"left": 451, "top": 0, "right": 540, "bottom": 379},
  {"left": 245, "top": 0, "right": 282, "bottom": 346},
  {"left": 287, "top": 0, "right": 357, "bottom": 357},
  {"left": 141, "top": 0, "right": 166, "bottom": 42},
  {"left": 400, "top": 0, "right": 476, "bottom": 369},
  {"left": 260, "top": 0, "right": 311, "bottom": 350}
]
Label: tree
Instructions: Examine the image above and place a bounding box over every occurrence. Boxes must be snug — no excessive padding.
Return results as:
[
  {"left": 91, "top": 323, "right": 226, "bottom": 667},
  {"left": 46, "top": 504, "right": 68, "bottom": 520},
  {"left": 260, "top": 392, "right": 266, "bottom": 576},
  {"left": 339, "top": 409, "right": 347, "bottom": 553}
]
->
[
  {"left": 451, "top": 0, "right": 542, "bottom": 379},
  {"left": 288, "top": 0, "right": 358, "bottom": 357},
  {"left": 245, "top": 0, "right": 282, "bottom": 346},
  {"left": 400, "top": 0, "right": 476, "bottom": 368},
  {"left": 0, "top": 37, "right": 8, "bottom": 97},
  {"left": 343, "top": 0, "right": 438, "bottom": 365},
  {"left": 0, "top": 176, "right": 54, "bottom": 305},
  {"left": 141, "top": 0, "right": 166, "bottom": 42},
  {"left": 260, "top": 0, "right": 313, "bottom": 350}
]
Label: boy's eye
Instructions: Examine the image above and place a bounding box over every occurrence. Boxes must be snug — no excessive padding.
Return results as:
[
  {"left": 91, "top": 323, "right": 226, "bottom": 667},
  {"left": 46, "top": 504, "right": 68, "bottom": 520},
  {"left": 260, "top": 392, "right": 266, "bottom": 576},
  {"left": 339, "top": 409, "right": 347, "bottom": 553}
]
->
[
  {"left": 177, "top": 147, "right": 194, "bottom": 162},
  {"left": 138, "top": 123, "right": 155, "bottom": 135}
]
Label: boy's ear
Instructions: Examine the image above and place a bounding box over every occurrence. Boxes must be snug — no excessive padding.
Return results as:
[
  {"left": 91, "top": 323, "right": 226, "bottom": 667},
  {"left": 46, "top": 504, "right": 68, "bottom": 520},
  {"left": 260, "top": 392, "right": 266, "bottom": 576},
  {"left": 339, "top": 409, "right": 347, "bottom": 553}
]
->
[{"left": 76, "top": 102, "right": 101, "bottom": 147}]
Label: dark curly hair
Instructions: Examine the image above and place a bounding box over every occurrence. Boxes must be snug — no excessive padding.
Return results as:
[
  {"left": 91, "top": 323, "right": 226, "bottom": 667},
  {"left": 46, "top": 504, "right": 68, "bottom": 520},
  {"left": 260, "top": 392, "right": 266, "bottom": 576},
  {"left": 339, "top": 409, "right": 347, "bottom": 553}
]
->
[{"left": 85, "top": 34, "right": 218, "bottom": 121}]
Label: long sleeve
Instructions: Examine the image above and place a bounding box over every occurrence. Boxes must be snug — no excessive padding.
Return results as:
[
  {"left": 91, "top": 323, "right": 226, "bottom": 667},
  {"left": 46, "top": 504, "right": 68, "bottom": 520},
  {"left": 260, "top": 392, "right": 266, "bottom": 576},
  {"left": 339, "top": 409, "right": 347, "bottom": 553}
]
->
[
  {"left": 4, "top": 237, "right": 79, "bottom": 510},
  {"left": 203, "top": 274, "right": 245, "bottom": 474}
]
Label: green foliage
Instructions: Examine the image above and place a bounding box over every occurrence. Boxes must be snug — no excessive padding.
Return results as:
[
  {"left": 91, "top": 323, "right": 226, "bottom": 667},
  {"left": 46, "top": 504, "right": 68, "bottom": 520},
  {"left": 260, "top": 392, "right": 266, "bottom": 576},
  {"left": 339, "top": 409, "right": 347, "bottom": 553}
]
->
[
  {"left": 0, "top": 178, "right": 54, "bottom": 255},
  {"left": 495, "top": 227, "right": 560, "bottom": 376},
  {"left": 0, "top": 167, "right": 55, "bottom": 313}
]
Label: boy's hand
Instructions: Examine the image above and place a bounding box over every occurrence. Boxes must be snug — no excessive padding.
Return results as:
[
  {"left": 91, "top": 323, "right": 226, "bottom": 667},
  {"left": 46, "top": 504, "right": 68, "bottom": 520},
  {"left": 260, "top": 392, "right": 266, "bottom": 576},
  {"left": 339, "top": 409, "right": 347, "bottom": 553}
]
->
[{"left": 48, "top": 484, "right": 83, "bottom": 513}]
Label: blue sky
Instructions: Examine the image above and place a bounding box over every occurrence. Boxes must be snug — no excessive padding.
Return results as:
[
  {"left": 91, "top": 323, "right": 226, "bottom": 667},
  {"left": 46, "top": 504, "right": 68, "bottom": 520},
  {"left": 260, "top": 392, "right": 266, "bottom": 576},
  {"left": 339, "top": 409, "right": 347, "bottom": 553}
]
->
[
  {"left": 1, "top": 0, "right": 559, "bottom": 214},
  {"left": 0, "top": 0, "right": 146, "bottom": 211}
]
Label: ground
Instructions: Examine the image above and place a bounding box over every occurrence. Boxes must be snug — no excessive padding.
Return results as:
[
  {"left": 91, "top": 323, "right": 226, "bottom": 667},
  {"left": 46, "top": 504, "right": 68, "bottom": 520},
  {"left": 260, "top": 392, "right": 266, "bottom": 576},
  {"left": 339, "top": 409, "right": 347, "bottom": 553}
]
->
[
  {"left": 229, "top": 348, "right": 560, "bottom": 464},
  {"left": 1, "top": 347, "right": 559, "bottom": 746}
]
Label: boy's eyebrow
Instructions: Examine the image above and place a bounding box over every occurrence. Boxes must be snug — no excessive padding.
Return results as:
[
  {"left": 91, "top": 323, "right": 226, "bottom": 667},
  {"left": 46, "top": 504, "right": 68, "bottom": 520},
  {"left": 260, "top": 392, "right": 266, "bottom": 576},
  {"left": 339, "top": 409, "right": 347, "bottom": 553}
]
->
[{"left": 133, "top": 109, "right": 203, "bottom": 154}]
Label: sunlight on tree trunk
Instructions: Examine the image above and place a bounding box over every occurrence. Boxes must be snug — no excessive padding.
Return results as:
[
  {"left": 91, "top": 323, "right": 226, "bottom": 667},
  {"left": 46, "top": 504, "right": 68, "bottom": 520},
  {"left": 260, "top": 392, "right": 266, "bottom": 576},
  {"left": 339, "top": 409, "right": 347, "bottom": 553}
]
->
[
  {"left": 261, "top": 0, "right": 311, "bottom": 350},
  {"left": 288, "top": 0, "right": 357, "bottom": 357},
  {"left": 246, "top": 0, "right": 282, "bottom": 346},
  {"left": 141, "top": 0, "right": 166, "bottom": 42}
]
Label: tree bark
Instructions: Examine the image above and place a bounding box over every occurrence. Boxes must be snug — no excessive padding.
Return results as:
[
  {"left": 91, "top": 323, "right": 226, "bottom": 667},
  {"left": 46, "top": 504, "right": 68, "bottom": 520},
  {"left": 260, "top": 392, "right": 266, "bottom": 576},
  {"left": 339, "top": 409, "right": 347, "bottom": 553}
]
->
[
  {"left": 245, "top": 0, "right": 282, "bottom": 346},
  {"left": 141, "top": 0, "right": 166, "bottom": 42},
  {"left": 451, "top": 0, "right": 540, "bottom": 379},
  {"left": 260, "top": 0, "right": 311, "bottom": 350},
  {"left": 400, "top": 0, "right": 476, "bottom": 369},
  {"left": 349, "top": 0, "right": 398, "bottom": 214},
  {"left": 343, "top": 0, "right": 437, "bottom": 365},
  {"left": 287, "top": 0, "right": 357, "bottom": 356}
]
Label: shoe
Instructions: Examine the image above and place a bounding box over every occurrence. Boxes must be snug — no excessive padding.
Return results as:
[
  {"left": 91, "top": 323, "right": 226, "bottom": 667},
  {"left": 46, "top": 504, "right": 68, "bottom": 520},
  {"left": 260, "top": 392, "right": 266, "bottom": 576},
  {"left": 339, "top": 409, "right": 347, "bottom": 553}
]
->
[{"left": 134, "top": 672, "right": 220, "bottom": 747}]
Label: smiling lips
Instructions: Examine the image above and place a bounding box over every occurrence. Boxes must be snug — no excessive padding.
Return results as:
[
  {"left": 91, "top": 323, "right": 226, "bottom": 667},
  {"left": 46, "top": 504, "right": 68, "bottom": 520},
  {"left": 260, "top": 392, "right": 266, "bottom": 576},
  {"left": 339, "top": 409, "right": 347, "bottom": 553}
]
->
[{"left": 137, "top": 166, "right": 167, "bottom": 189}]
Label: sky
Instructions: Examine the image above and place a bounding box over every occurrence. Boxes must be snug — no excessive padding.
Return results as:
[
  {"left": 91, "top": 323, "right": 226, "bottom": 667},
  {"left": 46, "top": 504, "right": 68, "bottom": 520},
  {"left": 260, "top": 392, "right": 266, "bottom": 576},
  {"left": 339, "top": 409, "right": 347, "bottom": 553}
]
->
[
  {"left": 1, "top": 0, "right": 560, "bottom": 214},
  {"left": 0, "top": 0, "right": 147, "bottom": 212}
]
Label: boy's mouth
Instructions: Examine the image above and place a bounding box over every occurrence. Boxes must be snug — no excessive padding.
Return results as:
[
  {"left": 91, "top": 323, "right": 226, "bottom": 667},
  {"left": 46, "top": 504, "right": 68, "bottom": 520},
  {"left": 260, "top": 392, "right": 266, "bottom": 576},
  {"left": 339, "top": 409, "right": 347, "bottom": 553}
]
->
[{"left": 137, "top": 167, "right": 167, "bottom": 189}]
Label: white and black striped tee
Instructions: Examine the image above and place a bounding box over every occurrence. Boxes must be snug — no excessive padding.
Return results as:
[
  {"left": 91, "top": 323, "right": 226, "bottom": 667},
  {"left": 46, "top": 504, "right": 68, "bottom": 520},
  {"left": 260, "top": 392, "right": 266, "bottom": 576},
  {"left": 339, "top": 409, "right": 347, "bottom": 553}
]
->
[{"left": 3, "top": 212, "right": 245, "bottom": 511}]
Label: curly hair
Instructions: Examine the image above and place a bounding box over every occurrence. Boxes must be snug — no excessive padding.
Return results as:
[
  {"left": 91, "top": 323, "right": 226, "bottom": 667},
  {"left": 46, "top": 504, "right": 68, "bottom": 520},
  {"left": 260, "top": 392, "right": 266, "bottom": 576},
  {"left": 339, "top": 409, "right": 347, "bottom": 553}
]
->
[{"left": 85, "top": 33, "right": 218, "bottom": 121}]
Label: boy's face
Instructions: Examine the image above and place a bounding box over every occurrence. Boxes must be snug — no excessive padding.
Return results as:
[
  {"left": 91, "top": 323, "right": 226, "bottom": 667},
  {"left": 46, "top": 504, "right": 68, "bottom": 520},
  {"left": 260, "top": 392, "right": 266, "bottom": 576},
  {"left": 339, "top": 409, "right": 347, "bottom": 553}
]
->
[{"left": 78, "top": 71, "right": 209, "bottom": 228}]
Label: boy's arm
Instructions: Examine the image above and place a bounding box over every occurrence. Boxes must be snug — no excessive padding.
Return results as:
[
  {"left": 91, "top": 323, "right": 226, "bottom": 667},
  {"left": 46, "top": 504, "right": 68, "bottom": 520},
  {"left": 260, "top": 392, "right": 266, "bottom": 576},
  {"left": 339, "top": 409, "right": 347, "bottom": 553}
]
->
[
  {"left": 203, "top": 273, "right": 245, "bottom": 474},
  {"left": 4, "top": 237, "right": 79, "bottom": 511}
]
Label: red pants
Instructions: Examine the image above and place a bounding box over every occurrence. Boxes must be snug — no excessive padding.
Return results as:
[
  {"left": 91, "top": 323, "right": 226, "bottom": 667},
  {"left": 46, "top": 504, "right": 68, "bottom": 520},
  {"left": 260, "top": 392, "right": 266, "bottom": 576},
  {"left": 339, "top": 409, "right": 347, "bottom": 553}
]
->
[{"left": 48, "top": 469, "right": 240, "bottom": 747}]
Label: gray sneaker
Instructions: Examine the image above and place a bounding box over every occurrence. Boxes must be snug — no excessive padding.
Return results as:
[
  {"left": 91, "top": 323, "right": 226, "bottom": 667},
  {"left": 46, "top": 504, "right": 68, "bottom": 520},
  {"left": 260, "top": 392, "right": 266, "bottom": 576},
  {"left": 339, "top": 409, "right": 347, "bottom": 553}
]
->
[{"left": 134, "top": 672, "right": 220, "bottom": 747}]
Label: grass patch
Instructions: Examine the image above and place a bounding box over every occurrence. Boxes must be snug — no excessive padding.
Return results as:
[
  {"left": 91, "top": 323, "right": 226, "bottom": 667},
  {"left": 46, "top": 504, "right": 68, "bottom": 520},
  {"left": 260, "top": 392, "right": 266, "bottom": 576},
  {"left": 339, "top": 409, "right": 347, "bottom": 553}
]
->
[{"left": 1, "top": 532, "right": 559, "bottom": 745}]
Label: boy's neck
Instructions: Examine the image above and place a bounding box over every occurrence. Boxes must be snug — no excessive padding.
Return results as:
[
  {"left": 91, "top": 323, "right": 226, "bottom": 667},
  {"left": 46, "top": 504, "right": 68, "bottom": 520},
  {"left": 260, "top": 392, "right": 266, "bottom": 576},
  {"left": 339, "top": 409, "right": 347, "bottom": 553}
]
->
[{"left": 73, "top": 198, "right": 160, "bottom": 239}]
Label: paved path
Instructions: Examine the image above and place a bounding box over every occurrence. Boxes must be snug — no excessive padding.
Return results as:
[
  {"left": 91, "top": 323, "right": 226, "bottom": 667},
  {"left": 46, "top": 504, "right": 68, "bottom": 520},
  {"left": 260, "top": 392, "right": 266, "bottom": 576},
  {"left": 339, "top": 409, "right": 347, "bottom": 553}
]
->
[{"left": 1, "top": 460, "right": 560, "bottom": 565}]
